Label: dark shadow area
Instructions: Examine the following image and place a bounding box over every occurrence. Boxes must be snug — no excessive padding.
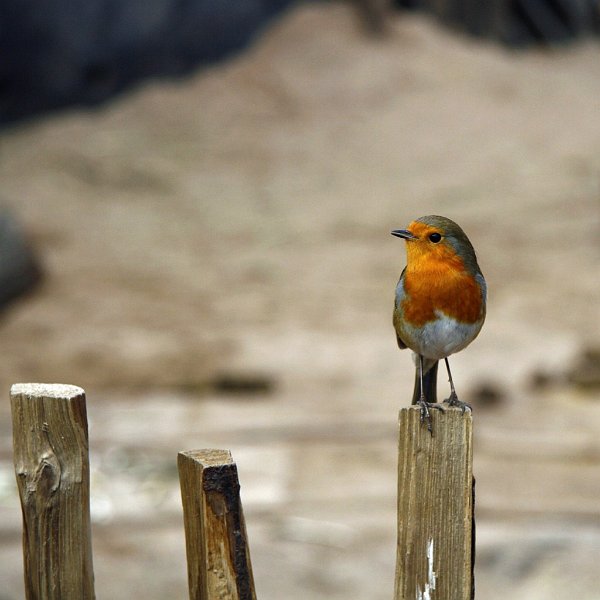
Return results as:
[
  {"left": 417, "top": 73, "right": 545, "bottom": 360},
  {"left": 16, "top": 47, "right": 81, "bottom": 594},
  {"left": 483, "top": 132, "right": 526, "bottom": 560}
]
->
[
  {"left": 395, "top": 0, "right": 599, "bottom": 46},
  {"left": 0, "top": 0, "right": 297, "bottom": 126},
  {"left": 3, "top": 0, "right": 598, "bottom": 127}
]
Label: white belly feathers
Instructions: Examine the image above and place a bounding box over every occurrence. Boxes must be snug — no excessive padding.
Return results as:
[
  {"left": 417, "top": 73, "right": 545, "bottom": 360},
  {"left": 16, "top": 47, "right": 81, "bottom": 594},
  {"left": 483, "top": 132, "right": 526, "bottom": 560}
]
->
[{"left": 401, "top": 310, "right": 483, "bottom": 360}]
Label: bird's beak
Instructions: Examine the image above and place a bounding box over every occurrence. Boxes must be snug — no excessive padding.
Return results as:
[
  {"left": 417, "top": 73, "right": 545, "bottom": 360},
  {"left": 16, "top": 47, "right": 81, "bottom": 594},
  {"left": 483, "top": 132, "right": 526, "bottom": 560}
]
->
[{"left": 391, "top": 229, "right": 418, "bottom": 241}]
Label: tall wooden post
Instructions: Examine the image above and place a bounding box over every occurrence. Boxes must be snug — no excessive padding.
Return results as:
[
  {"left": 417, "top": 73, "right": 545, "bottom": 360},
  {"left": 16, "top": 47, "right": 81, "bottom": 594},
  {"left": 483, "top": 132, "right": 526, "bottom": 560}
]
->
[
  {"left": 178, "top": 449, "right": 256, "bottom": 600},
  {"left": 10, "top": 383, "right": 96, "bottom": 600},
  {"left": 394, "top": 406, "right": 474, "bottom": 600}
]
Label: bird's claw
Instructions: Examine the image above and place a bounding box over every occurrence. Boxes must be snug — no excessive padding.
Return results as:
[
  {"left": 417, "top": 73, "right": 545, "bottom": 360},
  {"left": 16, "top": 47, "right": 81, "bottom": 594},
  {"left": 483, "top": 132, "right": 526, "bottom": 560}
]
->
[
  {"left": 417, "top": 397, "right": 446, "bottom": 435},
  {"left": 443, "top": 392, "right": 472, "bottom": 414}
]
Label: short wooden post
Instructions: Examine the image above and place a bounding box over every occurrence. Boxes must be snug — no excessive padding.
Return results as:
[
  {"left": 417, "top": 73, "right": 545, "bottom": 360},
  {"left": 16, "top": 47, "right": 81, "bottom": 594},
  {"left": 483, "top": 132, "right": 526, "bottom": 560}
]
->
[
  {"left": 394, "top": 406, "right": 474, "bottom": 600},
  {"left": 178, "top": 449, "right": 256, "bottom": 600},
  {"left": 10, "top": 383, "right": 96, "bottom": 600}
]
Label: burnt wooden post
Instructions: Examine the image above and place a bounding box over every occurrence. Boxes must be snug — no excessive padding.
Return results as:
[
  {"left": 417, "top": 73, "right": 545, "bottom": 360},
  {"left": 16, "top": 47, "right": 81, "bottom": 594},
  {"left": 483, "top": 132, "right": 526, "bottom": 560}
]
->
[
  {"left": 394, "top": 406, "right": 474, "bottom": 600},
  {"left": 10, "top": 383, "right": 96, "bottom": 600},
  {"left": 178, "top": 449, "right": 256, "bottom": 600}
]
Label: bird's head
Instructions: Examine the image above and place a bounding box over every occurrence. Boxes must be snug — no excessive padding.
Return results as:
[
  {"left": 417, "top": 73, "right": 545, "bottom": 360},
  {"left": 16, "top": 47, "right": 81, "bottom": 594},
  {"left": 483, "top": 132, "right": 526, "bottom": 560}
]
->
[{"left": 391, "top": 215, "right": 479, "bottom": 273}]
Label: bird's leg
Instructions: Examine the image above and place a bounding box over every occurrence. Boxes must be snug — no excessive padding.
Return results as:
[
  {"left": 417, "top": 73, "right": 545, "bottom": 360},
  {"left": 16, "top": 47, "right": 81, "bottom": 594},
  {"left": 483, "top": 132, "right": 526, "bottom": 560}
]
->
[
  {"left": 443, "top": 357, "right": 471, "bottom": 413},
  {"left": 417, "top": 355, "right": 445, "bottom": 434}
]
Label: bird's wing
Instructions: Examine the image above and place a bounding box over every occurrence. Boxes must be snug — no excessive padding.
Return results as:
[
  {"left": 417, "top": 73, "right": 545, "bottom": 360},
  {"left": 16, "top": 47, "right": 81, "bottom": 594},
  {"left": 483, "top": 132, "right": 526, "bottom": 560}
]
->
[
  {"left": 394, "top": 267, "right": 406, "bottom": 309},
  {"left": 476, "top": 272, "right": 487, "bottom": 304},
  {"left": 395, "top": 329, "right": 408, "bottom": 350},
  {"left": 394, "top": 268, "right": 408, "bottom": 349}
]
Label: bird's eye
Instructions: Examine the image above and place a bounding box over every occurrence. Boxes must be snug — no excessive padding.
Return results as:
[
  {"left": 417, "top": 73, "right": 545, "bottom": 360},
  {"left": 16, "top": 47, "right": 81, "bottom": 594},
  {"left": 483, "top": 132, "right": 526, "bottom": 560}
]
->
[{"left": 429, "top": 232, "right": 442, "bottom": 243}]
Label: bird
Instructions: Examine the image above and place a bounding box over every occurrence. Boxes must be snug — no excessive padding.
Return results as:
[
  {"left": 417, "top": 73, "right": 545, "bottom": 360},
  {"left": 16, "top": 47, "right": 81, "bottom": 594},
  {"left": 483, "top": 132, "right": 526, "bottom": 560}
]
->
[{"left": 391, "top": 215, "right": 486, "bottom": 432}]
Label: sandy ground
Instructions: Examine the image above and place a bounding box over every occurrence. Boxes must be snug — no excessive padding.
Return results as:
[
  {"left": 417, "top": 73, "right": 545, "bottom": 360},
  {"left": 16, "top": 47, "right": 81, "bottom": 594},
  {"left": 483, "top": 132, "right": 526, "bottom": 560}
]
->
[{"left": 1, "top": 3, "right": 600, "bottom": 598}]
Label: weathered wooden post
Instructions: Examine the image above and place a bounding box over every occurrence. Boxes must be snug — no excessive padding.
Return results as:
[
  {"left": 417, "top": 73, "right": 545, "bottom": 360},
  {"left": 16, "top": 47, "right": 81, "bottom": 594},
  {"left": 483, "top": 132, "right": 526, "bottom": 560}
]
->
[
  {"left": 10, "top": 383, "right": 96, "bottom": 600},
  {"left": 178, "top": 449, "right": 256, "bottom": 600},
  {"left": 394, "top": 406, "right": 474, "bottom": 600}
]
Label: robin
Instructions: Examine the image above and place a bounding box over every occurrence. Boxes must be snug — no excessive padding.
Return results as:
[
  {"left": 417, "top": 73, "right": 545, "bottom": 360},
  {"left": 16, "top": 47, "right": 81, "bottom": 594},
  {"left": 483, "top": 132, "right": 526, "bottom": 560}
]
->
[{"left": 392, "top": 215, "right": 486, "bottom": 431}]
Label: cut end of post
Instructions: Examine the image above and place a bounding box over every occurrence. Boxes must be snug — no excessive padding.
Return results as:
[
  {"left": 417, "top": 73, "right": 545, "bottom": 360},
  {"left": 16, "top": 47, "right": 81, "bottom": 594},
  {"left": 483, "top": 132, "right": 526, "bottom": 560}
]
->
[
  {"left": 178, "top": 448, "right": 233, "bottom": 467},
  {"left": 399, "top": 405, "right": 472, "bottom": 436},
  {"left": 11, "top": 382, "right": 85, "bottom": 400}
]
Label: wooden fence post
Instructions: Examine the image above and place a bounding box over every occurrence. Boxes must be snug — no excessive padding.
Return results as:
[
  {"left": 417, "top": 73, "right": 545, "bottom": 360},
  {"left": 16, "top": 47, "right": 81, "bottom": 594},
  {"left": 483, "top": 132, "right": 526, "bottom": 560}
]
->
[
  {"left": 10, "top": 383, "right": 96, "bottom": 600},
  {"left": 178, "top": 449, "right": 257, "bottom": 600},
  {"left": 394, "top": 406, "right": 474, "bottom": 600}
]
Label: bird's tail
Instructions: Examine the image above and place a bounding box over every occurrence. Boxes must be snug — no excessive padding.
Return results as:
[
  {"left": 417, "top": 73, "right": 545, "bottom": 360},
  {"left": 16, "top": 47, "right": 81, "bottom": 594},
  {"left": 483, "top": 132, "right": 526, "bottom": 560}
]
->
[{"left": 412, "top": 359, "right": 438, "bottom": 405}]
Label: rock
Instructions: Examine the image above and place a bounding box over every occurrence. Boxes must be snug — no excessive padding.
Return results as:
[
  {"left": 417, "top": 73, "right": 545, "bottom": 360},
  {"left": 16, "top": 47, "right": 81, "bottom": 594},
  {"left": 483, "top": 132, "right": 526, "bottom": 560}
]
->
[
  {"left": 527, "top": 368, "right": 560, "bottom": 392},
  {"left": 0, "top": 210, "right": 42, "bottom": 311},
  {"left": 567, "top": 346, "right": 600, "bottom": 391},
  {"left": 469, "top": 380, "right": 506, "bottom": 408}
]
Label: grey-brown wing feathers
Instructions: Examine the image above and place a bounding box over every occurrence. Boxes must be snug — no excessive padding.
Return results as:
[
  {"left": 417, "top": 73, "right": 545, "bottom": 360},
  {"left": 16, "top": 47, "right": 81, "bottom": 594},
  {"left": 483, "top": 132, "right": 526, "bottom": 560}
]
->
[{"left": 394, "top": 267, "right": 408, "bottom": 349}]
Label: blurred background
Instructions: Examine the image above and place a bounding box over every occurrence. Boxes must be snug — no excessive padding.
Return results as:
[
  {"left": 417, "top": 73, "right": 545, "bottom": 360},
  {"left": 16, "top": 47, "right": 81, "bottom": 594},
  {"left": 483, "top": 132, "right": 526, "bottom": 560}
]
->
[{"left": 1, "top": 1, "right": 600, "bottom": 598}]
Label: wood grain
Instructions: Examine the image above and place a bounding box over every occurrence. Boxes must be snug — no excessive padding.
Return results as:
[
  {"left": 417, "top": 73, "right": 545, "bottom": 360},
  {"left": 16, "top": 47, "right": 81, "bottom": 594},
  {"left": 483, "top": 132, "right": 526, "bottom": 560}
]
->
[
  {"left": 10, "top": 383, "right": 96, "bottom": 600},
  {"left": 394, "top": 406, "right": 474, "bottom": 600},
  {"left": 178, "top": 449, "right": 256, "bottom": 600}
]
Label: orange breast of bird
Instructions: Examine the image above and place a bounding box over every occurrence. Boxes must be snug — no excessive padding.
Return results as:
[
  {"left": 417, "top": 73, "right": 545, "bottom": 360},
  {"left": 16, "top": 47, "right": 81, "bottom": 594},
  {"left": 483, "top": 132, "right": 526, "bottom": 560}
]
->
[{"left": 401, "top": 248, "right": 483, "bottom": 328}]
